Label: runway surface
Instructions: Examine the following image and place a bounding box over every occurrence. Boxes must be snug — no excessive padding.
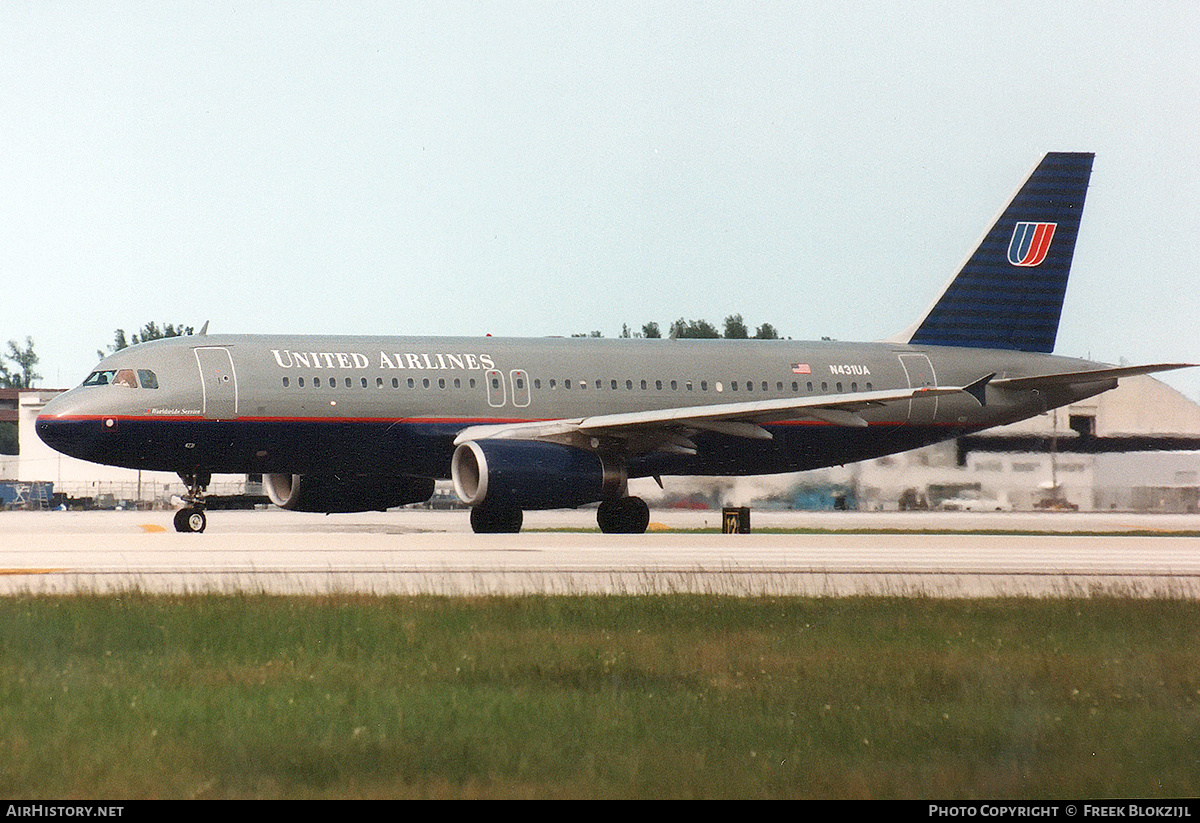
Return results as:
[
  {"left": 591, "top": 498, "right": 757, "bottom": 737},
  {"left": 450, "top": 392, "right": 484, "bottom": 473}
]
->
[{"left": 1, "top": 508, "right": 1198, "bottom": 597}]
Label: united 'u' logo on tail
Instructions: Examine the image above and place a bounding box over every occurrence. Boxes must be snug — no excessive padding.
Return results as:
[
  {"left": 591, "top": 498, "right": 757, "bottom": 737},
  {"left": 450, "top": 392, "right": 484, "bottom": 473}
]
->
[{"left": 1007, "top": 221, "right": 1057, "bottom": 266}]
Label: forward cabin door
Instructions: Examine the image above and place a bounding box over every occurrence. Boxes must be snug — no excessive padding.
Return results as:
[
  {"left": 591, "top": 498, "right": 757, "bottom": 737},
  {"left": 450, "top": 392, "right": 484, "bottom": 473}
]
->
[
  {"left": 897, "top": 353, "right": 937, "bottom": 424},
  {"left": 195, "top": 347, "right": 239, "bottom": 420}
]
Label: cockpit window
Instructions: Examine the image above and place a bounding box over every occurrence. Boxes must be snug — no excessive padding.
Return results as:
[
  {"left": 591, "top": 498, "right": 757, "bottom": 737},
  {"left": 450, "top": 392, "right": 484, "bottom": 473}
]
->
[
  {"left": 81, "top": 368, "right": 159, "bottom": 389},
  {"left": 82, "top": 370, "right": 115, "bottom": 386}
]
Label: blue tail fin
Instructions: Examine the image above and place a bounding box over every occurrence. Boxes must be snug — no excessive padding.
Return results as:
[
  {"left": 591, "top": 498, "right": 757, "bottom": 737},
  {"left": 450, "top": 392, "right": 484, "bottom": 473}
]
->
[{"left": 902, "top": 152, "right": 1094, "bottom": 353}]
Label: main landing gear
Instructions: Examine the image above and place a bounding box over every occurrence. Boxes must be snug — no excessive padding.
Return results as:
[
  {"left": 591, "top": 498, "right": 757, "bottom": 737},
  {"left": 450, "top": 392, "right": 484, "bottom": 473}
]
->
[
  {"left": 467, "top": 496, "right": 650, "bottom": 534},
  {"left": 596, "top": 496, "right": 650, "bottom": 534},
  {"left": 173, "top": 471, "right": 210, "bottom": 533},
  {"left": 469, "top": 497, "right": 524, "bottom": 533}
]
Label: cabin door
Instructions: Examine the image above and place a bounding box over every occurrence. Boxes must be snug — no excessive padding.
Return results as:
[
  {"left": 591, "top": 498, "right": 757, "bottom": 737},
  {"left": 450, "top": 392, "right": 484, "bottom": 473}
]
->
[
  {"left": 897, "top": 353, "right": 938, "bottom": 424},
  {"left": 195, "top": 347, "right": 239, "bottom": 420}
]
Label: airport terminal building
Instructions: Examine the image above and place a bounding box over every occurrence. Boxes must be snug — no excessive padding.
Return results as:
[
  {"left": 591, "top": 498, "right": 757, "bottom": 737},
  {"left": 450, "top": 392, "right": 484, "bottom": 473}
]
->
[{"left": 3, "top": 377, "right": 1199, "bottom": 513}]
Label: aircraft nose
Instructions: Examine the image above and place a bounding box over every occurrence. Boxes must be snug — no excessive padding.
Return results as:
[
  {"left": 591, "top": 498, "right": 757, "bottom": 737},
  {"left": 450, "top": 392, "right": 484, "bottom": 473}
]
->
[{"left": 35, "top": 391, "right": 108, "bottom": 462}]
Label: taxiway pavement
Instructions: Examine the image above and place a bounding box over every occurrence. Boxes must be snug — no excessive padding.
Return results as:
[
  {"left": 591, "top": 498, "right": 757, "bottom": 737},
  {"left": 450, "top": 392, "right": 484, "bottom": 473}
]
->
[{"left": 1, "top": 508, "right": 1198, "bottom": 597}]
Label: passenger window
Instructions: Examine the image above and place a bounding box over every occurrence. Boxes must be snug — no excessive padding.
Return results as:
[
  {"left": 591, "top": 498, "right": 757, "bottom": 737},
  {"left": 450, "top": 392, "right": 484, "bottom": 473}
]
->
[{"left": 282, "top": 377, "right": 290, "bottom": 388}]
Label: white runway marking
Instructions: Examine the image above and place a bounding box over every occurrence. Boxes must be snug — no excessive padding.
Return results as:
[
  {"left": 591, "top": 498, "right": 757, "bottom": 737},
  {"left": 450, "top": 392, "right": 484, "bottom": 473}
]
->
[{"left": 1, "top": 509, "right": 1198, "bottom": 597}]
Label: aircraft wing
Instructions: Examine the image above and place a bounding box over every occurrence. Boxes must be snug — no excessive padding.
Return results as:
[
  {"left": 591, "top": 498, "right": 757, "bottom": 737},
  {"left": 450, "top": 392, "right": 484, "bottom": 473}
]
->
[
  {"left": 453, "top": 379, "right": 989, "bottom": 456},
  {"left": 991, "top": 363, "right": 1196, "bottom": 391}
]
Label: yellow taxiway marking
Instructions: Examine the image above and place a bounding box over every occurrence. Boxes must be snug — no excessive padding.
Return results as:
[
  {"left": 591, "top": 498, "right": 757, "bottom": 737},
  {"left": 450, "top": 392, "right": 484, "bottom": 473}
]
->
[{"left": 139, "top": 524, "right": 167, "bottom": 533}]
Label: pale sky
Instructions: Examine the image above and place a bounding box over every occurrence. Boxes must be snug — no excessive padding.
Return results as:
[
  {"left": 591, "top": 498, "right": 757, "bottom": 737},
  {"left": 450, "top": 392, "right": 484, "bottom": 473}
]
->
[{"left": 2, "top": 2, "right": 1198, "bottom": 400}]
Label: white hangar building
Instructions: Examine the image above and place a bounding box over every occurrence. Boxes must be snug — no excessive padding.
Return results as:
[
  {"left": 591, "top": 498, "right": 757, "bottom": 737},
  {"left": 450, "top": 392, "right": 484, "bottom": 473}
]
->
[{"left": 849, "top": 375, "right": 1200, "bottom": 513}]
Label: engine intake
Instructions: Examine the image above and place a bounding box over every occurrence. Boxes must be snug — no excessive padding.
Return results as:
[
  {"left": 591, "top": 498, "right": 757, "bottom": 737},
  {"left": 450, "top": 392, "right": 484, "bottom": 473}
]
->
[
  {"left": 451, "top": 439, "right": 626, "bottom": 510},
  {"left": 264, "top": 473, "right": 434, "bottom": 513}
]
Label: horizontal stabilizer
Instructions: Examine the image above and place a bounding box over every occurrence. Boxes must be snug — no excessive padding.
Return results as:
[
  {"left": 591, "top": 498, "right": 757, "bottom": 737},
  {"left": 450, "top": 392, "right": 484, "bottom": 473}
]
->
[{"left": 991, "top": 363, "right": 1196, "bottom": 391}]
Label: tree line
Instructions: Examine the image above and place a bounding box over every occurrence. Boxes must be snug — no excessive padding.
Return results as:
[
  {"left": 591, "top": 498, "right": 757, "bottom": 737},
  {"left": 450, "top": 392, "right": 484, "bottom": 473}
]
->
[{"left": 576, "top": 314, "right": 782, "bottom": 340}]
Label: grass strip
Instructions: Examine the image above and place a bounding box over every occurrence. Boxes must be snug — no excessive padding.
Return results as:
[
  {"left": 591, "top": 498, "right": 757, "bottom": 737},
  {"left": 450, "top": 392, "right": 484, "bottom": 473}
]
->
[{"left": 1, "top": 592, "right": 1198, "bottom": 799}]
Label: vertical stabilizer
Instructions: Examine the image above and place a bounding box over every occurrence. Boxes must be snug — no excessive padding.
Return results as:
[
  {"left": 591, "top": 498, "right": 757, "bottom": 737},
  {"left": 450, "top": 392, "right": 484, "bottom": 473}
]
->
[{"left": 899, "top": 152, "right": 1094, "bottom": 353}]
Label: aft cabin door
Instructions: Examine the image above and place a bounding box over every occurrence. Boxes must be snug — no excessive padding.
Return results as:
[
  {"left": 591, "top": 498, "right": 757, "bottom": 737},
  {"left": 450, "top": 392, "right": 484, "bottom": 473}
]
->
[
  {"left": 195, "top": 347, "right": 238, "bottom": 420},
  {"left": 897, "top": 353, "right": 937, "bottom": 424}
]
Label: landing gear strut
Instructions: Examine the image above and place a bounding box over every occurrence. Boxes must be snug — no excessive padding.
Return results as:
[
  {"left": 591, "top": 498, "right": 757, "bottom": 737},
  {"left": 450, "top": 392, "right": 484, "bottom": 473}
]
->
[
  {"left": 174, "top": 471, "right": 211, "bottom": 533},
  {"left": 596, "top": 496, "right": 650, "bottom": 534}
]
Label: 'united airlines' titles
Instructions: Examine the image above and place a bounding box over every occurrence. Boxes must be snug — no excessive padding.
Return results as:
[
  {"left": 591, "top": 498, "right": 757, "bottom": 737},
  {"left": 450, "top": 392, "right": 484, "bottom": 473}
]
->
[{"left": 270, "top": 350, "right": 496, "bottom": 371}]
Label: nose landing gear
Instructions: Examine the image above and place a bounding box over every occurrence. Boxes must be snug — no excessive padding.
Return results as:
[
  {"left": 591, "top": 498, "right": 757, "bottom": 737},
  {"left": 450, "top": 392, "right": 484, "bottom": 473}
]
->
[
  {"left": 174, "top": 471, "right": 210, "bottom": 533},
  {"left": 173, "top": 506, "right": 207, "bottom": 533}
]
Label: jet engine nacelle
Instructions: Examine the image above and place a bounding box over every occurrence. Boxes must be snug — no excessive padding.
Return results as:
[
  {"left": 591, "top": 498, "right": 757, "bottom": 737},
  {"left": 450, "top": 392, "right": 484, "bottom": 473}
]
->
[
  {"left": 451, "top": 439, "right": 626, "bottom": 510},
  {"left": 264, "top": 473, "right": 435, "bottom": 513}
]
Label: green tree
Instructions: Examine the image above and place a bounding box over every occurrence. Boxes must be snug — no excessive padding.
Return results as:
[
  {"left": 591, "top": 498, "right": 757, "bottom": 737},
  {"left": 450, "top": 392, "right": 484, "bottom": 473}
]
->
[
  {"left": 723, "top": 314, "right": 749, "bottom": 339},
  {"left": 754, "top": 322, "right": 781, "bottom": 340},
  {"left": 669, "top": 318, "right": 721, "bottom": 339},
  {"left": 101, "top": 322, "right": 195, "bottom": 357},
  {"left": 0, "top": 337, "right": 40, "bottom": 388},
  {"left": 641, "top": 321, "right": 661, "bottom": 339}
]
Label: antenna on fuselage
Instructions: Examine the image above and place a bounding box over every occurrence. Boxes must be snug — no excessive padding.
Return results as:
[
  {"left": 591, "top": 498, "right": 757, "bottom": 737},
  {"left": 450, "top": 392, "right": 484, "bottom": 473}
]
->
[{"left": 199, "top": 321, "right": 209, "bottom": 335}]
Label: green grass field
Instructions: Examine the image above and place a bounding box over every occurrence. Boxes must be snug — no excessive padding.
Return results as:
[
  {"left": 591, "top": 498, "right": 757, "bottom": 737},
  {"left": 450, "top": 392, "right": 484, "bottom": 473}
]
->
[{"left": 1, "top": 593, "right": 1198, "bottom": 799}]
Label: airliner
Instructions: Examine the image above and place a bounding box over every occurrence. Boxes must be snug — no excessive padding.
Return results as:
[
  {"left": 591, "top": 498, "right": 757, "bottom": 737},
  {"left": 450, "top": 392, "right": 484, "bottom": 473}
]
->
[{"left": 36, "top": 153, "right": 1193, "bottom": 532}]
